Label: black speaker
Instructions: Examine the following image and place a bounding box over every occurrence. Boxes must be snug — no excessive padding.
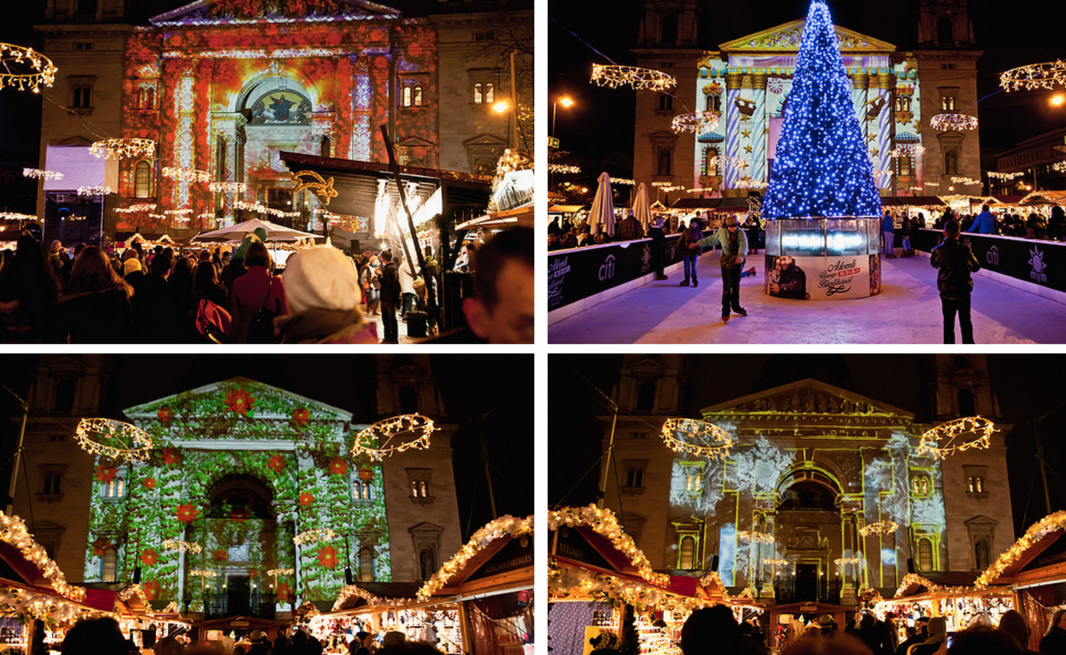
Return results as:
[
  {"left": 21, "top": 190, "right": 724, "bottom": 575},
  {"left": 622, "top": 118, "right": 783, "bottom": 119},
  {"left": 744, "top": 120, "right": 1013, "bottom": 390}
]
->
[
  {"left": 711, "top": 555, "right": 719, "bottom": 572},
  {"left": 133, "top": 566, "right": 141, "bottom": 584},
  {"left": 907, "top": 558, "right": 916, "bottom": 574},
  {"left": 345, "top": 567, "right": 354, "bottom": 586}
]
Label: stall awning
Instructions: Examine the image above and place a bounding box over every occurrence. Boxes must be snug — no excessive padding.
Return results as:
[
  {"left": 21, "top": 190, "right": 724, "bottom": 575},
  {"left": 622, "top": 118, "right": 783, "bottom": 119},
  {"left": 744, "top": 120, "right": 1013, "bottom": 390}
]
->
[
  {"left": 894, "top": 572, "right": 979, "bottom": 599},
  {"left": 454, "top": 204, "right": 533, "bottom": 231},
  {"left": 882, "top": 196, "right": 946, "bottom": 207},
  {"left": 978, "top": 511, "right": 1066, "bottom": 589}
]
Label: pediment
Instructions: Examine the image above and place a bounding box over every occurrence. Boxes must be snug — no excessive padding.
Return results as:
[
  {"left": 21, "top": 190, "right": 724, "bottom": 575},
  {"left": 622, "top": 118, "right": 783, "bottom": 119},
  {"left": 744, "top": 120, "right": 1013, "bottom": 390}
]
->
[
  {"left": 151, "top": 0, "right": 400, "bottom": 26},
  {"left": 408, "top": 521, "right": 445, "bottom": 536},
  {"left": 397, "top": 135, "right": 434, "bottom": 149},
  {"left": 123, "top": 376, "right": 352, "bottom": 426},
  {"left": 720, "top": 18, "right": 896, "bottom": 53},
  {"left": 463, "top": 134, "right": 508, "bottom": 147},
  {"left": 700, "top": 378, "right": 913, "bottom": 418}
]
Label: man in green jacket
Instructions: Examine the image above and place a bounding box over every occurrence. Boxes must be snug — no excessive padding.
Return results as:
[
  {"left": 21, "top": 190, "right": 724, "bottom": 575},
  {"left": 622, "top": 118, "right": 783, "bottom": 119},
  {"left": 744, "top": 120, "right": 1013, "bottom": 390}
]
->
[{"left": 698, "top": 216, "right": 749, "bottom": 322}]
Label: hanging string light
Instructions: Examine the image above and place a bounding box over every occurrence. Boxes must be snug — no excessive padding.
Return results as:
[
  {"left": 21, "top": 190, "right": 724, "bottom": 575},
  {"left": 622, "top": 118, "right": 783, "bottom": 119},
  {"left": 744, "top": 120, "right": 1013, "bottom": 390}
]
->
[
  {"left": 164, "top": 209, "right": 193, "bottom": 216},
  {"left": 950, "top": 176, "right": 981, "bottom": 185},
  {"left": 707, "top": 155, "right": 748, "bottom": 170},
  {"left": 22, "top": 168, "right": 63, "bottom": 181},
  {"left": 930, "top": 114, "right": 978, "bottom": 131},
  {"left": 915, "top": 416, "right": 995, "bottom": 459},
  {"left": 1051, "top": 162, "right": 1066, "bottom": 174},
  {"left": 976, "top": 510, "right": 1066, "bottom": 589},
  {"left": 834, "top": 557, "right": 861, "bottom": 566},
  {"left": 765, "top": 558, "right": 789, "bottom": 566},
  {"left": 209, "top": 181, "right": 248, "bottom": 194},
  {"left": 859, "top": 521, "right": 899, "bottom": 537},
  {"left": 266, "top": 568, "right": 294, "bottom": 577},
  {"left": 672, "top": 111, "right": 720, "bottom": 134},
  {"left": 986, "top": 171, "right": 1024, "bottom": 180},
  {"left": 162, "top": 539, "right": 202, "bottom": 554},
  {"left": 162, "top": 167, "right": 211, "bottom": 183},
  {"left": 114, "top": 204, "right": 157, "bottom": 214},
  {"left": 331, "top": 585, "right": 386, "bottom": 611},
  {"left": 0, "top": 212, "right": 38, "bottom": 221},
  {"left": 612, "top": 178, "right": 636, "bottom": 186},
  {"left": 90, "top": 138, "right": 156, "bottom": 160},
  {"left": 547, "top": 164, "right": 581, "bottom": 174},
  {"left": 735, "top": 179, "right": 769, "bottom": 190},
  {"left": 77, "top": 186, "right": 113, "bottom": 197},
  {"left": 74, "top": 418, "right": 153, "bottom": 462},
  {"left": 0, "top": 43, "right": 57, "bottom": 93},
  {"left": 0, "top": 512, "right": 86, "bottom": 601},
  {"left": 351, "top": 414, "right": 436, "bottom": 461},
  {"left": 591, "top": 64, "right": 676, "bottom": 91},
  {"left": 1000, "top": 61, "right": 1066, "bottom": 92},
  {"left": 659, "top": 418, "right": 733, "bottom": 459},
  {"left": 888, "top": 145, "right": 926, "bottom": 158},
  {"left": 188, "top": 570, "right": 217, "bottom": 578},
  {"left": 736, "top": 531, "right": 775, "bottom": 544},
  {"left": 419, "top": 514, "right": 532, "bottom": 599}
]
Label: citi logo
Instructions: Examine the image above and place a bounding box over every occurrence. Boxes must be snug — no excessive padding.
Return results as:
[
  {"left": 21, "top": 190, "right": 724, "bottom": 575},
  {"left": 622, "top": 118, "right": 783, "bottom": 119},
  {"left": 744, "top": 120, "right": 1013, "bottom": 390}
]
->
[
  {"left": 599, "top": 255, "right": 616, "bottom": 281},
  {"left": 986, "top": 245, "right": 999, "bottom": 267}
]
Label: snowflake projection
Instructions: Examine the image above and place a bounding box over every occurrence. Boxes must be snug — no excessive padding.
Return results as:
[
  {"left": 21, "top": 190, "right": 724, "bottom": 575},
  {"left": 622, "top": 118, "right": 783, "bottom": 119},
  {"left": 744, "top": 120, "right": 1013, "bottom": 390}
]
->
[
  {"left": 719, "top": 523, "right": 738, "bottom": 585},
  {"left": 767, "top": 77, "right": 785, "bottom": 95},
  {"left": 730, "top": 435, "right": 796, "bottom": 493},
  {"left": 911, "top": 496, "right": 947, "bottom": 529},
  {"left": 669, "top": 458, "right": 726, "bottom": 511},
  {"left": 880, "top": 431, "right": 912, "bottom": 525}
]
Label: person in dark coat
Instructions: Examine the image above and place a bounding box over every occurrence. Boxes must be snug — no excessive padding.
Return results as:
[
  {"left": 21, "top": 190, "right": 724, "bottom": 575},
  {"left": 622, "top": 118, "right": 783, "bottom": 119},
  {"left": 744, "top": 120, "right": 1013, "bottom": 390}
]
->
[
  {"left": 930, "top": 219, "right": 981, "bottom": 344},
  {"left": 379, "top": 249, "right": 401, "bottom": 343},
  {"left": 51, "top": 245, "right": 134, "bottom": 343},
  {"left": 999, "top": 609, "right": 1040, "bottom": 654},
  {"left": 649, "top": 215, "right": 668, "bottom": 280},
  {"left": 1040, "top": 609, "right": 1066, "bottom": 654},
  {"left": 132, "top": 249, "right": 186, "bottom": 343},
  {"left": 0, "top": 234, "right": 57, "bottom": 342},
  {"left": 1048, "top": 206, "right": 1066, "bottom": 242}
]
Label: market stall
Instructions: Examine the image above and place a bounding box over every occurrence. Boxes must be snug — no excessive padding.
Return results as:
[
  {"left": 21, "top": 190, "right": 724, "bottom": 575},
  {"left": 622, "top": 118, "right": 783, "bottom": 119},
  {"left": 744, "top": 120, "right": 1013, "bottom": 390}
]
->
[
  {"left": 766, "top": 601, "right": 850, "bottom": 650},
  {"left": 873, "top": 572, "right": 1012, "bottom": 642},
  {"left": 975, "top": 511, "right": 1066, "bottom": 652},
  {"left": 418, "top": 515, "right": 533, "bottom": 655}
]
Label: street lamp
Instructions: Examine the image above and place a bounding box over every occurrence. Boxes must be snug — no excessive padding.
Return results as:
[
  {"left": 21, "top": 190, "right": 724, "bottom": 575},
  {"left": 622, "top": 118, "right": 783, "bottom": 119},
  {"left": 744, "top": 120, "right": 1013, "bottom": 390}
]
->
[{"left": 552, "top": 95, "right": 574, "bottom": 139}]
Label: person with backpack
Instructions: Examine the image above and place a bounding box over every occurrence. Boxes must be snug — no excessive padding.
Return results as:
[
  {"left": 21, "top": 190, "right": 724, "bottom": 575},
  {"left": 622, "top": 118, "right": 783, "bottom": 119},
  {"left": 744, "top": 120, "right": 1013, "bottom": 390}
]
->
[{"left": 231, "top": 241, "right": 286, "bottom": 343}]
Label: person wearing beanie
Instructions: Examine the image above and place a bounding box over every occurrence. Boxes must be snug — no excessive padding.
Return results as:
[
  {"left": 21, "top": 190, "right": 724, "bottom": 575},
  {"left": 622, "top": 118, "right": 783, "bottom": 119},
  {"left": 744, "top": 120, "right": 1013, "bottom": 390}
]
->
[
  {"left": 909, "top": 617, "right": 947, "bottom": 655},
  {"left": 276, "top": 246, "right": 377, "bottom": 344}
]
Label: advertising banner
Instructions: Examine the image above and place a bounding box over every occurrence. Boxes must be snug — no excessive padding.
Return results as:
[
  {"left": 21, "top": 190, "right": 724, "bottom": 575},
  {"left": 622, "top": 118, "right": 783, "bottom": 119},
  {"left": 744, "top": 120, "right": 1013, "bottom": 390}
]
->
[
  {"left": 548, "top": 235, "right": 682, "bottom": 311},
  {"left": 914, "top": 229, "right": 1066, "bottom": 294},
  {"left": 766, "top": 254, "right": 879, "bottom": 300}
]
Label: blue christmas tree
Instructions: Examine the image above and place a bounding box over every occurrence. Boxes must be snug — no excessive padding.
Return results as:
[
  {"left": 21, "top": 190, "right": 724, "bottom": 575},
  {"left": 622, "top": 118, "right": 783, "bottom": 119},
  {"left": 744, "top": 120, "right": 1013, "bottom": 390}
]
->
[{"left": 761, "top": 0, "right": 882, "bottom": 219}]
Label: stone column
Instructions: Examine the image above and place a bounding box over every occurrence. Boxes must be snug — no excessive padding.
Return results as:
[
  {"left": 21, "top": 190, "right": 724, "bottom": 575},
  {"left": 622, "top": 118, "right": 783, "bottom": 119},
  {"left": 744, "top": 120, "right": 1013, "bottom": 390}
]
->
[
  {"left": 724, "top": 71, "right": 744, "bottom": 190},
  {"left": 751, "top": 72, "right": 768, "bottom": 184}
]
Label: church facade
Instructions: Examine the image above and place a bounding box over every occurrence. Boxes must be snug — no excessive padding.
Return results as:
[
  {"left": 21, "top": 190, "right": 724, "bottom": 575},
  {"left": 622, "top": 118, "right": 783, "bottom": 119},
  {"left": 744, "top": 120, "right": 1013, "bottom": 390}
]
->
[
  {"left": 632, "top": 0, "right": 982, "bottom": 203},
  {"left": 600, "top": 355, "right": 1014, "bottom": 603}
]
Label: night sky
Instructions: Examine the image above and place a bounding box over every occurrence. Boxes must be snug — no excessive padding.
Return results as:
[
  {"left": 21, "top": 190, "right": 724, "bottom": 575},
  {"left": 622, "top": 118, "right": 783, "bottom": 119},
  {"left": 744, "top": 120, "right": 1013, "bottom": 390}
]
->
[
  {"left": 549, "top": 354, "right": 1066, "bottom": 539},
  {"left": 550, "top": 0, "right": 1066, "bottom": 197},
  {"left": 0, "top": 354, "right": 533, "bottom": 540}
]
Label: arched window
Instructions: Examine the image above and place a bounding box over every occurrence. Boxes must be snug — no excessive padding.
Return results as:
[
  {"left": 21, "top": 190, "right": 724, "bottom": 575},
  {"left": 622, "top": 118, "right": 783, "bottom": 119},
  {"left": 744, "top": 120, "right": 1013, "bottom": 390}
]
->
[
  {"left": 704, "top": 147, "right": 721, "bottom": 176},
  {"left": 419, "top": 546, "right": 436, "bottom": 580},
  {"left": 400, "top": 387, "right": 418, "bottom": 414},
  {"left": 402, "top": 87, "right": 413, "bottom": 107},
  {"left": 134, "top": 161, "right": 152, "bottom": 199},
  {"left": 918, "top": 538, "right": 934, "bottom": 572},
  {"left": 661, "top": 14, "right": 678, "bottom": 45},
  {"left": 937, "top": 17, "right": 954, "bottom": 45},
  {"left": 352, "top": 478, "right": 372, "bottom": 501},
  {"left": 678, "top": 536, "right": 695, "bottom": 570},
  {"left": 101, "top": 546, "right": 117, "bottom": 582},
  {"left": 358, "top": 547, "right": 375, "bottom": 582},
  {"left": 974, "top": 538, "right": 990, "bottom": 570},
  {"left": 414, "top": 87, "right": 423, "bottom": 107},
  {"left": 945, "top": 149, "right": 958, "bottom": 176},
  {"left": 957, "top": 389, "right": 975, "bottom": 416},
  {"left": 635, "top": 380, "right": 657, "bottom": 411}
]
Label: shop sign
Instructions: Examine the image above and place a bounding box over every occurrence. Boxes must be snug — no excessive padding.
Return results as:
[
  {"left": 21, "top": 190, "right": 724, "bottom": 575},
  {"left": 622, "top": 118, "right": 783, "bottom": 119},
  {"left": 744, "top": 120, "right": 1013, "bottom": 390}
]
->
[
  {"left": 466, "top": 536, "right": 532, "bottom": 582},
  {"left": 548, "top": 234, "right": 683, "bottom": 311},
  {"left": 491, "top": 169, "right": 534, "bottom": 213},
  {"left": 765, "top": 254, "right": 875, "bottom": 300}
]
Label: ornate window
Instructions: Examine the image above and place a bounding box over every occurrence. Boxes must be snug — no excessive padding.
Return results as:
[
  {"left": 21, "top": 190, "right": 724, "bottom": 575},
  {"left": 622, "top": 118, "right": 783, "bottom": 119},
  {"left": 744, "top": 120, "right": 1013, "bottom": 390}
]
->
[
  {"left": 407, "top": 468, "right": 433, "bottom": 505},
  {"left": 473, "top": 82, "right": 495, "bottom": 105},
  {"left": 101, "top": 546, "right": 117, "bottom": 582},
  {"left": 358, "top": 547, "right": 375, "bottom": 582},
  {"left": 963, "top": 465, "right": 989, "bottom": 499},
  {"left": 917, "top": 538, "right": 933, "bottom": 572},
  {"left": 679, "top": 536, "right": 696, "bottom": 569},
  {"left": 672, "top": 518, "right": 704, "bottom": 570},
  {"left": 352, "top": 478, "right": 373, "bottom": 502},
  {"left": 103, "top": 473, "right": 126, "bottom": 500},
  {"left": 134, "top": 161, "right": 153, "bottom": 199}
]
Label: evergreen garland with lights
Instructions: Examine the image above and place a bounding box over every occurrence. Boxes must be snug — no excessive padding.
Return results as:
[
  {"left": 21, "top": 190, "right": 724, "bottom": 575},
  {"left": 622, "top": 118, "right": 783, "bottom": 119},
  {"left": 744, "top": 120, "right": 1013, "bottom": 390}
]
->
[{"left": 761, "top": 0, "right": 882, "bottom": 220}]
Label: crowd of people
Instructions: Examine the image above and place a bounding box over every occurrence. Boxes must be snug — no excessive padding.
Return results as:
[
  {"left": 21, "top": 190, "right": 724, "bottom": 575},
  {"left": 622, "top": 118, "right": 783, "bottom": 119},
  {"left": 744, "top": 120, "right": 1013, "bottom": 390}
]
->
[
  {"left": 0, "top": 226, "right": 534, "bottom": 344},
  {"left": 888, "top": 205, "right": 1066, "bottom": 242},
  {"left": 547, "top": 210, "right": 762, "bottom": 251},
  {"left": 58, "top": 617, "right": 448, "bottom": 655}
]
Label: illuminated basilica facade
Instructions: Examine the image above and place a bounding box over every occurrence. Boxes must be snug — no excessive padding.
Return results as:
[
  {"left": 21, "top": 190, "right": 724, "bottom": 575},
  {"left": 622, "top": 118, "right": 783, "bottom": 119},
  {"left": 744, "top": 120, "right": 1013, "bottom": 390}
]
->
[
  {"left": 600, "top": 355, "right": 1014, "bottom": 603},
  {"left": 34, "top": 0, "right": 531, "bottom": 239},
  {"left": 632, "top": 0, "right": 982, "bottom": 202}
]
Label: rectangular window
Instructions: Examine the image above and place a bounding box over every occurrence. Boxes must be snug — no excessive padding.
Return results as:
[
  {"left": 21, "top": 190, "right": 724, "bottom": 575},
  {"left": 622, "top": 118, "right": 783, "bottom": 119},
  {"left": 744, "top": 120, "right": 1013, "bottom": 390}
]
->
[
  {"left": 625, "top": 468, "right": 644, "bottom": 488},
  {"left": 103, "top": 477, "right": 125, "bottom": 499},
  {"left": 72, "top": 86, "right": 92, "bottom": 109},
  {"left": 74, "top": 43, "right": 94, "bottom": 51},
  {"left": 473, "top": 82, "right": 495, "bottom": 104},
  {"left": 353, "top": 479, "right": 373, "bottom": 502},
  {"left": 43, "top": 475, "right": 62, "bottom": 495},
  {"left": 630, "top": 432, "right": 647, "bottom": 440}
]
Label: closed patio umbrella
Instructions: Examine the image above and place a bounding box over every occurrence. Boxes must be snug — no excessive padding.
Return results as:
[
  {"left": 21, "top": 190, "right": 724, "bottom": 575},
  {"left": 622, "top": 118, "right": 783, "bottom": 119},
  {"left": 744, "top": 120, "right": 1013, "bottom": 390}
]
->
[
  {"left": 193, "top": 218, "right": 322, "bottom": 243},
  {"left": 588, "top": 172, "right": 615, "bottom": 237},
  {"left": 632, "top": 182, "right": 652, "bottom": 233}
]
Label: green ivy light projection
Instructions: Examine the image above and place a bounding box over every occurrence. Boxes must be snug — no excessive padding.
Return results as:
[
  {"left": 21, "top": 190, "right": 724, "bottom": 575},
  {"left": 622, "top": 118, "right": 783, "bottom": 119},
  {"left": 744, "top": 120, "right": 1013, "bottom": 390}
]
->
[{"left": 83, "top": 379, "right": 391, "bottom": 610}]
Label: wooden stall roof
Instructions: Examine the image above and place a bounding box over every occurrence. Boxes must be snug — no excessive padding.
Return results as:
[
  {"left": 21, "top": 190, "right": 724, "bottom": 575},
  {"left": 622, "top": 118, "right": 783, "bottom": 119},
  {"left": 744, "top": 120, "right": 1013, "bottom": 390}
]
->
[
  {"left": 331, "top": 582, "right": 423, "bottom": 612},
  {"left": 769, "top": 601, "right": 849, "bottom": 623},
  {"left": 433, "top": 528, "right": 532, "bottom": 598},
  {"left": 882, "top": 196, "right": 946, "bottom": 207},
  {"left": 894, "top": 572, "right": 980, "bottom": 599},
  {"left": 978, "top": 512, "right": 1066, "bottom": 589}
]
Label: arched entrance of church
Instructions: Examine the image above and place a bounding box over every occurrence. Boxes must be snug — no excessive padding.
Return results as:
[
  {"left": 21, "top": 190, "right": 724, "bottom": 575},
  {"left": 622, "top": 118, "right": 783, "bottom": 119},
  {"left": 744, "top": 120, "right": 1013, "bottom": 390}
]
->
[
  {"left": 775, "top": 467, "right": 845, "bottom": 604},
  {"left": 197, "top": 475, "right": 278, "bottom": 619}
]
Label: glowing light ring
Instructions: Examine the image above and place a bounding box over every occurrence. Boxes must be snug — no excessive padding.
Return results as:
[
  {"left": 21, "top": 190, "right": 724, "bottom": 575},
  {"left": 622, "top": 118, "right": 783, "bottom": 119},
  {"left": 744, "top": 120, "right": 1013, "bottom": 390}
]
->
[
  {"left": 114, "top": 204, "right": 157, "bottom": 214},
  {"left": 976, "top": 510, "right": 1066, "bottom": 589},
  {"left": 293, "top": 528, "right": 336, "bottom": 546},
  {"left": 671, "top": 111, "right": 720, "bottom": 134},
  {"left": 188, "top": 569, "right": 217, "bottom": 578},
  {"left": 74, "top": 418, "right": 153, "bottom": 462},
  {"left": 987, "top": 171, "right": 1024, "bottom": 180},
  {"left": 1000, "top": 61, "right": 1066, "bottom": 92},
  {"left": 22, "top": 168, "right": 63, "bottom": 181},
  {"left": 736, "top": 531, "right": 774, "bottom": 544},
  {"left": 0, "top": 511, "right": 85, "bottom": 601},
  {"left": 1052, "top": 162, "right": 1066, "bottom": 174},
  {"left": 162, "top": 166, "right": 211, "bottom": 183},
  {"left": 930, "top": 113, "right": 978, "bottom": 131},
  {"left": 613, "top": 178, "right": 636, "bottom": 186},
  {"left": 547, "top": 164, "right": 581, "bottom": 174},
  {"left": 915, "top": 416, "right": 995, "bottom": 459},
  {"left": 735, "top": 179, "right": 768, "bottom": 190},
  {"left": 859, "top": 521, "right": 899, "bottom": 537},
  {"left": 209, "top": 181, "right": 248, "bottom": 193},
  {"left": 352, "top": 414, "right": 436, "bottom": 461},
  {"left": 90, "top": 138, "right": 156, "bottom": 160},
  {"left": 651, "top": 181, "right": 672, "bottom": 188},
  {"left": 591, "top": 64, "right": 676, "bottom": 91},
  {"left": 162, "top": 539, "right": 202, "bottom": 554},
  {"left": 0, "top": 43, "right": 57, "bottom": 93},
  {"left": 420, "top": 514, "right": 532, "bottom": 599},
  {"left": 659, "top": 418, "right": 733, "bottom": 460},
  {"left": 0, "top": 212, "right": 37, "bottom": 221},
  {"left": 764, "top": 558, "right": 788, "bottom": 566},
  {"left": 708, "top": 155, "right": 748, "bottom": 170},
  {"left": 889, "top": 145, "right": 926, "bottom": 158},
  {"left": 834, "top": 557, "right": 861, "bottom": 565},
  {"left": 77, "top": 185, "right": 113, "bottom": 197},
  {"left": 267, "top": 568, "right": 294, "bottom": 577},
  {"left": 950, "top": 176, "right": 981, "bottom": 185}
]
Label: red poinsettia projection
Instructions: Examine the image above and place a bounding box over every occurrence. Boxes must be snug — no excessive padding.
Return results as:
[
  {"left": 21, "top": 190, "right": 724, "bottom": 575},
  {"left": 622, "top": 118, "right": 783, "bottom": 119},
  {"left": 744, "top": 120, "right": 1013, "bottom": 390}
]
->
[
  {"left": 142, "top": 477, "right": 157, "bottom": 490},
  {"left": 328, "top": 457, "right": 348, "bottom": 476},
  {"left": 212, "top": 548, "right": 228, "bottom": 563},
  {"left": 229, "top": 506, "right": 250, "bottom": 523},
  {"left": 268, "top": 454, "right": 286, "bottom": 473},
  {"left": 142, "top": 580, "right": 159, "bottom": 600},
  {"left": 225, "top": 388, "right": 255, "bottom": 416},
  {"left": 316, "top": 545, "right": 339, "bottom": 568},
  {"left": 140, "top": 548, "right": 159, "bottom": 566},
  {"left": 162, "top": 448, "right": 182, "bottom": 467},
  {"left": 91, "top": 538, "right": 112, "bottom": 557},
  {"left": 292, "top": 408, "right": 310, "bottom": 427},
  {"left": 276, "top": 581, "right": 292, "bottom": 602},
  {"left": 95, "top": 466, "right": 118, "bottom": 484},
  {"left": 175, "top": 503, "right": 200, "bottom": 525},
  {"left": 298, "top": 492, "right": 314, "bottom": 507},
  {"left": 157, "top": 406, "right": 174, "bottom": 424}
]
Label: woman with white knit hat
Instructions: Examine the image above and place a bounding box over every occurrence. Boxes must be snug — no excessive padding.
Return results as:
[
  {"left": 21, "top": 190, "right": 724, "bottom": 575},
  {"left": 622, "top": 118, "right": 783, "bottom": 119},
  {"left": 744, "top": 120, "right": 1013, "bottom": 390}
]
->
[{"left": 275, "top": 246, "right": 377, "bottom": 344}]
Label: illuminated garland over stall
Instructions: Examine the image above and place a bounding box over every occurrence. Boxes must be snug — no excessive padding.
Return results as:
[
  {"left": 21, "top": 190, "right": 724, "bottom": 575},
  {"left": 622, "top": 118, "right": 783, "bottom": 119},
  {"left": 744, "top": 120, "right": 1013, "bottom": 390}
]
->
[
  {"left": 0, "top": 43, "right": 57, "bottom": 93},
  {"left": 550, "top": 563, "right": 710, "bottom": 614},
  {"left": 976, "top": 510, "right": 1066, "bottom": 589},
  {"left": 915, "top": 417, "right": 994, "bottom": 459},
  {"left": 591, "top": 64, "right": 676, "bottom": 92},
  {"left": 547, "top": 505, "right": 669, "bottom": 588},
  {"left": 418, "top": 514, "right": 532, "bottom": 600},
  {"left": 0, "top": 512, "right": 86, "bottom": 601}
]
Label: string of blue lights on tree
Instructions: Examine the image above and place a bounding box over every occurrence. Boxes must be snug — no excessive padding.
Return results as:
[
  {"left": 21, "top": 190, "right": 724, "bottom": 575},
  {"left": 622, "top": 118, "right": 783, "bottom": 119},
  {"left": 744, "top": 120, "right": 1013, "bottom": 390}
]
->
[{"left": 761, "top": 0, "right": 882, "bottom": 219}]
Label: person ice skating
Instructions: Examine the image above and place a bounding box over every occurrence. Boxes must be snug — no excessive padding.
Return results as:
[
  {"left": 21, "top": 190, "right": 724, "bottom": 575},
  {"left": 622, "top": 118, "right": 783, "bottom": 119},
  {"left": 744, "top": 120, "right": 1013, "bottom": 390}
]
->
[
  {"left": 697, "top": 215, "right": 749, "bottom": 322},
  {"left": 931, "top": 220, "right": 981, "bottom": 344},
  {"left": 882, "top": 210, "right": 896, "bottom": 258},
  {"left": 678, "top": 218, "right": 704, "bottom": 287}
]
